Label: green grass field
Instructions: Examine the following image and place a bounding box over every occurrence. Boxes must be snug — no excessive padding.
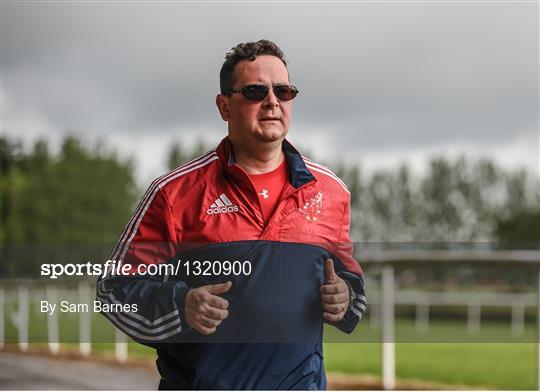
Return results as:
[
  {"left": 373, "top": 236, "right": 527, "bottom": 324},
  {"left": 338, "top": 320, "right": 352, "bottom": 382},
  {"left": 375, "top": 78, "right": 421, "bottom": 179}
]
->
[
  {"left": 2, "top": 292, "right": 537, "bottom": 390},
  {"left": 121, "top": 340, "right": 537, "bottom": 390},
  {"left": 323, "top": 343, "right": 536, "bottom": 390}
]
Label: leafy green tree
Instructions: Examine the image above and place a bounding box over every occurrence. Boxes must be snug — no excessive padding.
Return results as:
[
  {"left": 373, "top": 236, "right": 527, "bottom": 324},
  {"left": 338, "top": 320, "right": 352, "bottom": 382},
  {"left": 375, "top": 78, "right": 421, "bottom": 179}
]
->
[
  {"left": 167, "top": 139, "right": 209, "bottom": 170},
  {"left": 496, "top": 209, "right": 540, "bottom": 246},
  {"left": 331, "top": 155, "right": 539, "bottom": 244},
  {"left": 0, "top": 135, "right": 139, "bottom": 277}
]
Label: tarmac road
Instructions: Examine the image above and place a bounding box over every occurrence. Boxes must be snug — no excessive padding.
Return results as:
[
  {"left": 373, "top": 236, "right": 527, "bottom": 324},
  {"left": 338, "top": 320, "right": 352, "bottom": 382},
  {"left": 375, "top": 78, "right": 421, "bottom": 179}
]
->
[
  {"left": 0, "top": 352, "right": 159, "bottom": 390},
  {"left": 0, "top": 351, "right": 454, "bottom": 390}
]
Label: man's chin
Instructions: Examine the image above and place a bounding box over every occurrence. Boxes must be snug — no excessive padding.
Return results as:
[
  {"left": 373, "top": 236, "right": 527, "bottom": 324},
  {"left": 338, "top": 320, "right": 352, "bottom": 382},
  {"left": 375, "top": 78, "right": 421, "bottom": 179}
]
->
[{"left": 254, "top": 128, "right": 288, "bottom": 143}]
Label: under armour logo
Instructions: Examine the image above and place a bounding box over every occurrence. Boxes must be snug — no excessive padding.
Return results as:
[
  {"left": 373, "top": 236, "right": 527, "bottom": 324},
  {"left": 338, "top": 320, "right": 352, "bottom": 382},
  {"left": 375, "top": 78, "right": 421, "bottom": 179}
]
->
[{"left": 258, "top": 189, "right": 269, "bottom": 199}]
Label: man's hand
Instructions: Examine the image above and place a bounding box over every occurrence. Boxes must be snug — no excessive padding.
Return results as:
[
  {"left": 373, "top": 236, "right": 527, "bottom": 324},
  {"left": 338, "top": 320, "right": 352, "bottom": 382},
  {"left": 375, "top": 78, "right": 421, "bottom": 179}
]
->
[
  {"left": 321, "top": 259, "right": 349, "bottom": 322},
  {"left": 185, "top": 281, "right": 231, "bottom": 335}
]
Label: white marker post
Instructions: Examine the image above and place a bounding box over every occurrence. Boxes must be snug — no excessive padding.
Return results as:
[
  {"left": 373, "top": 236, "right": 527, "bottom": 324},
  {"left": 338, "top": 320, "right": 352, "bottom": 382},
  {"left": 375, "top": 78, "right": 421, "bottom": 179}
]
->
[
  {"left": 537, "top": 269, "right": 540, "bottom": 391},
  {"left": 46, "top": 286, "right": 60, "bottom": 355},
  {"left": 381, "top": 265, "right": 395, "bottom": 390},
  {"left": 79, "top": 282, "right": 91, "bottom": 357},
  {"left": 370, "top": 302, "right": 380, "bottom": 330},
  {"left": 18, "top": 286, "right": 29, "bottom": 352},
  {"left": 0, "top": 288, "right": 4, "bottom": 350},
  {"left": 467, "top": 303, "right": 481, "bottom": 335},
  {"left": 511, "top": 304, "right": 525, "bottom": 337},
  {"left": 115, "top": 328, "right": 128, "bottom": 363},
  {"left": 415, "top": 301, "right": 430, "bottom": 334}
]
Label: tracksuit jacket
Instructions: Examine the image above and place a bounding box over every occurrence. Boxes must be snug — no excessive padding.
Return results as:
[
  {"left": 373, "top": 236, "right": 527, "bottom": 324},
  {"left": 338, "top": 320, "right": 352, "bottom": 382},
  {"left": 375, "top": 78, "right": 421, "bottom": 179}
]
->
[{"left": 96, "top": 137, "right": 367, "bottom": 390}]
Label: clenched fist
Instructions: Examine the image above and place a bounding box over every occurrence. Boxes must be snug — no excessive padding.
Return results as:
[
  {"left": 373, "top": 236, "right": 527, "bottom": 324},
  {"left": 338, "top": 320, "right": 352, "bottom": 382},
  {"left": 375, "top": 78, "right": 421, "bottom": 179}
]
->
[
  {"left": 321, "top": 259, "right": 349, "bottom": 322},
  {"left": 185, "top": 281, "right": 231, "bottom": 335}
]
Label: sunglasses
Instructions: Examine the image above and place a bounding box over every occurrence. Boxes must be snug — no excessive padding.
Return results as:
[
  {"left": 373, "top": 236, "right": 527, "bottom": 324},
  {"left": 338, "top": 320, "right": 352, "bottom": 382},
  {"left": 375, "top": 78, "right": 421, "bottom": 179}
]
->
[{"left": 223, "top": 84, "right": 299, "bottom": 102}]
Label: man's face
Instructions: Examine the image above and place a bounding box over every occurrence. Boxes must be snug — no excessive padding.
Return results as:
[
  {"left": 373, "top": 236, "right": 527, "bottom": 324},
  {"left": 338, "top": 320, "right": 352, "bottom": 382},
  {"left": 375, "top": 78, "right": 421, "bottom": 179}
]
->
[{"left": 217, "top": 55, "right": 292, "bottom": 147}]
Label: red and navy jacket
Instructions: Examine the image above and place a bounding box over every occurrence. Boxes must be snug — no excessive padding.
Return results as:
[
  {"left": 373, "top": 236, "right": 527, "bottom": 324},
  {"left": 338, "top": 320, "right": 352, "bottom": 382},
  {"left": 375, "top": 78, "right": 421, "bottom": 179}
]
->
[{"left": 96, "top": 137, "right": 366, "bottom": 390}]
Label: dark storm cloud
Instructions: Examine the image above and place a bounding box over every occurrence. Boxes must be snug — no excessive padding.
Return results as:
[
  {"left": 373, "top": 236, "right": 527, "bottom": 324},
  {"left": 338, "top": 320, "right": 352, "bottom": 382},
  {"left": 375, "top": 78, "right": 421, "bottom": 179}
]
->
[{"left": 2, "top": 2, "right": 538, "bottom": 158}]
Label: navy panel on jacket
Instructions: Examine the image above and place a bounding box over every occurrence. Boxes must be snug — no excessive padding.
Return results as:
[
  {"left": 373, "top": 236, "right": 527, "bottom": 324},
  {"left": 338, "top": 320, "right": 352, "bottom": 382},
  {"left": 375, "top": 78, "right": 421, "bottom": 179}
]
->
[{"left": 155, "top": 241, "right": 337, "bottom": 389}]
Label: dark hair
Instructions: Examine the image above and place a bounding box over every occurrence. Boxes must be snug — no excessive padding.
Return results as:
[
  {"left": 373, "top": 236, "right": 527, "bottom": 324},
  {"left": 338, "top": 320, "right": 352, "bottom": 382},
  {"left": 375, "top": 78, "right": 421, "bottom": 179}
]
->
[{"left": 219, "top": 39, "right": 288, "bottom": 94}]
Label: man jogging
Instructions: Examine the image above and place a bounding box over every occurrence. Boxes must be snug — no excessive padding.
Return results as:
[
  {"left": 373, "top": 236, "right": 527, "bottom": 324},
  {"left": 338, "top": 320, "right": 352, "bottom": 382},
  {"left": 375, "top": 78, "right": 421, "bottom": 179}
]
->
[{"left": 97, "top": 39, "right": 366, "bottom": 390}]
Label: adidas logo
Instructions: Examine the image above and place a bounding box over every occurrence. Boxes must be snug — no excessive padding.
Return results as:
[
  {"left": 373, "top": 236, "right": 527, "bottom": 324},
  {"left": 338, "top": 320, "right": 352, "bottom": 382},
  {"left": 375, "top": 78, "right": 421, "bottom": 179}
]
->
[{"left": 206, "top": 193, "right": 239, "bottom": 215}]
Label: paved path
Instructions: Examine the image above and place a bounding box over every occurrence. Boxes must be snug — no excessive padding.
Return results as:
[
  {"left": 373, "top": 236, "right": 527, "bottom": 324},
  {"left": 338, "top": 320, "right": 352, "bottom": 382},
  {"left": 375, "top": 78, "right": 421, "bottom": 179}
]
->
[{"left": 0, "top": 352, "right": 159, "bottom": 390}]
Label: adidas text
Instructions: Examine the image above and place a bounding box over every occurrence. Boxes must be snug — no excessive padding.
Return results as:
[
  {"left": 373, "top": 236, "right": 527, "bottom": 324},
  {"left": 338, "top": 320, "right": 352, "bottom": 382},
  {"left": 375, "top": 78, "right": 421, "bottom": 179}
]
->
[{"left": 207, "top": 205, "right": 239, "bottom": 215}]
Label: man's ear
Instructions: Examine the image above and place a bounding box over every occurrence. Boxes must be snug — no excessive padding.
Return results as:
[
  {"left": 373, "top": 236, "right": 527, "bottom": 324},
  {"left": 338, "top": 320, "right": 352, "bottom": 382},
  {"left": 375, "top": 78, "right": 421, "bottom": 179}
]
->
[{"left": 216, "top": 94, "right": 230, "bottom": 121}]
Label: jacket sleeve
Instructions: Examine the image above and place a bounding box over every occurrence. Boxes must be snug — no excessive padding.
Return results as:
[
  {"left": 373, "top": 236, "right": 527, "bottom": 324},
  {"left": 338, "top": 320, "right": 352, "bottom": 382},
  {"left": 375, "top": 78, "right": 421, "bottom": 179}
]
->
[
  {"left": 96, "top": 183, "right": 191, "bottom": 346},
  {"left": 328, "top": 193, "right": 367, "bottom": 334}
]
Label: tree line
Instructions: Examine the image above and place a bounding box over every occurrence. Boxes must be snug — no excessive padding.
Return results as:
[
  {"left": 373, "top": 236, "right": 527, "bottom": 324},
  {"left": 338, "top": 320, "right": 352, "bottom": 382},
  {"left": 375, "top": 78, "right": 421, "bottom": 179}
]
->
[
  {"left": 166, "top": 139, "right": 540, "bottom": 245},
  {"left": 0, "top": 136, "right": 139, "bottom": 276},
  {"left": 1, "top": 136, "right": 138, "bottom": 244},
  {"left": 1, "top": 135, "right": 539, "bottom": 277}
]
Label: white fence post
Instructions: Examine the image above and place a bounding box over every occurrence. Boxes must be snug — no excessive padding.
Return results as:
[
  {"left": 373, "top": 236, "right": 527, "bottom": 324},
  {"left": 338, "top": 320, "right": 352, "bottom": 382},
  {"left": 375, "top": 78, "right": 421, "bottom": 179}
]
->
[
  {"left": 511, "top": 304, "right": 525, "bottom": 337},
  {"left": 370, "top": 303, "right": 380, "bottom": 329},
  {"left": 46, "top": 286, "right": 60, "bottom": 355},
  {"left": 467, "top": 303, "right": 481, "bottom": 335},
  {"left": 17, "top": 286, "right": 28, "bottom": 352},
  {"left": 115, "top": 328, "right": 128, "bottom": 363},
  {"left": 381, "top": 265, "right": 395, "bottom": 390},
  {"left": 537, "top": 269, "right": 540, "bottom": 391},
  {"left": 79, "top": 282, "right": 91, "bottom": 357},
  {"left": 0, "top": 288, "right": 4, "bottom": 349},
  {"left": 415, "top": 301, "right": 430, "bottom": 334}
]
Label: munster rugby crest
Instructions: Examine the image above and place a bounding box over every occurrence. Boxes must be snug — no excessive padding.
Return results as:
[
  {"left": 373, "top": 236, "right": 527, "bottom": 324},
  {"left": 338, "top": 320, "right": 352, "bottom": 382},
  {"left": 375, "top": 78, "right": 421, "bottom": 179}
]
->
[{"left": 299, "top": 192, "right": 323, "bottom": 222}]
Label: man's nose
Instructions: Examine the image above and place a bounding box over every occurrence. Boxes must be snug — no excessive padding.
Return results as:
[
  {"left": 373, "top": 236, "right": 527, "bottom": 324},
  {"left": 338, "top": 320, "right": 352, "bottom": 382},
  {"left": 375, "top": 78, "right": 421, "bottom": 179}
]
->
[{"left": 262, "top": 87, "right": 279, "bottom": 107}]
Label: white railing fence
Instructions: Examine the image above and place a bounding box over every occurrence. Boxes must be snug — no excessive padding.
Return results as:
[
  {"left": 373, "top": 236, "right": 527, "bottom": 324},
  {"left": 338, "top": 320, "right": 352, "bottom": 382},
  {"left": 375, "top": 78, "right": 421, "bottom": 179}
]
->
[
  {"left": 1, "top": 249, "right": 539, "bottom": 389},
  {"left": 0, "top": 281, "right": 128, "bottom": 362},
  {"left": 358, "top": 249, "right": 540, "bottom": 390}
]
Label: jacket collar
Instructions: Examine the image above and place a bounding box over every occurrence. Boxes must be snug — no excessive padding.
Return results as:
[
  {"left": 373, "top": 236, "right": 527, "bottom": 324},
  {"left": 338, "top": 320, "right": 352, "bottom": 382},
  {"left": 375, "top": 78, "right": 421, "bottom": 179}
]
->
[{"left": 216, "top": 136, "right": 315, "bottom": 189}]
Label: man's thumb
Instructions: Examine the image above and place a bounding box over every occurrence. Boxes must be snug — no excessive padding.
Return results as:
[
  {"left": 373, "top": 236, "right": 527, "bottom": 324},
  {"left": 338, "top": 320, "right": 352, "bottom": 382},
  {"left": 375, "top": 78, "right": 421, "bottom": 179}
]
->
[
  {"left": 324, "top": 259, "right": 337, "bottom": 283},
  {"left": 207, "top": 281, "right": 232, "bottom": 295}
]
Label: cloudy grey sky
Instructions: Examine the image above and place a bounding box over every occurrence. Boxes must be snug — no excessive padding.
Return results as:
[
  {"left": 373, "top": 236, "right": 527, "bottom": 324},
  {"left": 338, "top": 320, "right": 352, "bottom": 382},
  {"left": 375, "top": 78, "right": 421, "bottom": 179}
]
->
[{"left": 2, "top": 1, "right": 538, "bottom": 184}]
